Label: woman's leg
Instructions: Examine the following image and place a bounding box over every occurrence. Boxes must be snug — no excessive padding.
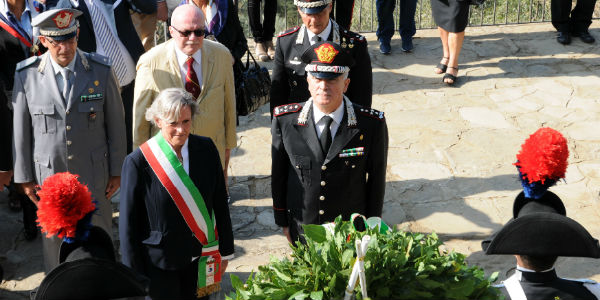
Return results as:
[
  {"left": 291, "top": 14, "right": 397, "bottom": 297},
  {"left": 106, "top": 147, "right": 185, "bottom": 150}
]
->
[
  {"left": 435, "top": 26, "right": 450, "bottom": 74},
  {"left": 444, "top": 30, "right": 465, "bottom": 84}
]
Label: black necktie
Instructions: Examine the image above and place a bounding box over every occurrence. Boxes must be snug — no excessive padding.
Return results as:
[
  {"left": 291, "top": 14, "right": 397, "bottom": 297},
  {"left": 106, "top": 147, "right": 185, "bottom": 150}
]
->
[
  {"left": 319, "top": 116, "right": 334, "bottom": 155},
  {"left": 311, "top": 35, "right": 322, "bottom": 44}
]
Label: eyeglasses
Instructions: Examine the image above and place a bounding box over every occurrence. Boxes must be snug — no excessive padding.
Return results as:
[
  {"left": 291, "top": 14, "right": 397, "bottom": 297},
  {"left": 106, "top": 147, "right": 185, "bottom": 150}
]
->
[
  {"left": 171, "top": 26, "right": 206, "bottom": 38},
  {"left": 45, "top": 36, "right": 77, "bottom": 47}
]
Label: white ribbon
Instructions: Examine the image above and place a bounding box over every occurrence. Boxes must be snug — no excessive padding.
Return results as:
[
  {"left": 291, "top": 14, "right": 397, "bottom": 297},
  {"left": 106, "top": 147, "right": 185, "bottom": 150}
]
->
[{"left": 344, "top": 235, "right": 371, "bottom": 300}]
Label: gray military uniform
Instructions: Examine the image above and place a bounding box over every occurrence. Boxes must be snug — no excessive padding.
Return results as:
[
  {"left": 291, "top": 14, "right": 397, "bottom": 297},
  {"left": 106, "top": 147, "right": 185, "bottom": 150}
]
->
[{"left": 12, "top": 50, "right": 126, "bottom": 271}]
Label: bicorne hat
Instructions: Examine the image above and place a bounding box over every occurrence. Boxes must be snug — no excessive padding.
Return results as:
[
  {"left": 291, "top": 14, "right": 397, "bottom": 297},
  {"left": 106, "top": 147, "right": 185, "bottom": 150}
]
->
[{"left": 482, "top": 128, "right": 600, "bottom": 258}]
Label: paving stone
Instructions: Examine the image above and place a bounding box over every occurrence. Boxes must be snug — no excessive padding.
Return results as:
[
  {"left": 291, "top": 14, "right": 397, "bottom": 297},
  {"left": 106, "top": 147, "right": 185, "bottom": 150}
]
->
[{"left": 459, "top": 107, "right": 513, "bottom": 129}]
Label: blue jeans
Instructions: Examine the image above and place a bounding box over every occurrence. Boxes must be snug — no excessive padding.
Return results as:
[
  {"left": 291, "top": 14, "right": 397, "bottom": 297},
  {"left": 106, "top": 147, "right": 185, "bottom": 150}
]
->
[{"left": 376, "top": 0, "right": 418, "bottom": 42}]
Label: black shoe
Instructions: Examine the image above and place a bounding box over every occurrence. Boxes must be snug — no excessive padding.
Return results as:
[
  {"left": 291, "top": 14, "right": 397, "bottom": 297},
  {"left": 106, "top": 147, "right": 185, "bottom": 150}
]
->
[
  {"left": 557, "top": 31, "right": 571, "bottom": 45},
  {"left": 572, "top": 31, "right": 595, "bottom": 44}
]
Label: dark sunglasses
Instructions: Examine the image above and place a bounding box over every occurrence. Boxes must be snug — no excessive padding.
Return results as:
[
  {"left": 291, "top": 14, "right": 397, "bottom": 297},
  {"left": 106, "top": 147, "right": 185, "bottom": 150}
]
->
[{"left": 171, "top": 26, "right": 206, "bottom": 38}]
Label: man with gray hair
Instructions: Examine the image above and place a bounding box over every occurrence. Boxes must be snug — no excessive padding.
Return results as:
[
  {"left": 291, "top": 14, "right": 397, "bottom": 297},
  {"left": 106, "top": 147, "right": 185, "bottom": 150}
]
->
[
  {"left": 12, "top": 8, "right": 126, "bottom": 271},
  {"left": 271, "top": 42, "right": 388, "bottom": 243},
  {"left": 133, "top": 4, "right": 236, "bottom": 181}
]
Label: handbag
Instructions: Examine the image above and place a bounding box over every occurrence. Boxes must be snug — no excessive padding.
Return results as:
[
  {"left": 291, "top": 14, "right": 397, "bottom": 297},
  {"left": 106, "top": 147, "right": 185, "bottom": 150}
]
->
[{"left": 235, "top": 51, "right": 271, "bottom": 116}]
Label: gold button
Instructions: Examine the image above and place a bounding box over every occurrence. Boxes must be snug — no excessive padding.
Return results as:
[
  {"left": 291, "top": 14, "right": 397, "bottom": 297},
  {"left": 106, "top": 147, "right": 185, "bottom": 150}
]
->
[
  {"left": 319, "top": 210, "right": 324, "bottom": 215},
  {"left": 352, "top": 165, "right": 356, "bottom": 168},
  {"left": 321, "top": 165, "right": 327, "bottom": 171},
  {"left": 67, "top": 155, "right": 73, "bottom": 160},
  {"left": 66, "top": 140, "right": 72, "bottom": 146},
  {"left": 319, "top": 196, "right": 325, "bottom": 201},
  {"left": 66, "top": 125, "right": 71, "bottom": 130},
  {"left": 320, "top": 181, "right": 326, "bottom": 186}
]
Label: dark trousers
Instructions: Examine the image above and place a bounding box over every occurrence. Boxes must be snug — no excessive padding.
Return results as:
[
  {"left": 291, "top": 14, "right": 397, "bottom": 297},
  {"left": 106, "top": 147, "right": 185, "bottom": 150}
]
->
[
  {"left": 121, "top": 81, "right": 134, "bottom": 154},
  {"left": 376, "top": 0, "right": 418, "bottom": 42},
  {"left": 248, "top": 0, "right": 277, "bottom": 43},
  {"left": 146, "top": 260, "right": 208, "bottom": 300},
  {"left": 330, "top": 0, "right": 355, "bottom": 30},
  {"left": 551, "top": 0, "right": 597, "bottom": 33}
]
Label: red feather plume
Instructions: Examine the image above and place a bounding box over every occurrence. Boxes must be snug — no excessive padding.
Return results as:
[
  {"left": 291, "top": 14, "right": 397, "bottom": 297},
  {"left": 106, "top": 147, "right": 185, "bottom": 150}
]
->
[
  {"left": 36, "top": 172, "right": 95, "bottom": 239},
  {"left": 514, "top": 128, "right": 569, "bottom": 184}
]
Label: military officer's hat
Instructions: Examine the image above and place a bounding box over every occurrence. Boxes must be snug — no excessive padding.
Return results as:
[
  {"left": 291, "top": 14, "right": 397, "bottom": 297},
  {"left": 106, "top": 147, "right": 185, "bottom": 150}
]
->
[
  {"left": 33, "top": 173, "right": 149, "bottom": 299},
  {"left": 301, "top": 41, "right": 355, "bottom": 79},
  {"left": 294, "top": 0, "right": 332, "bottom": 14},
  {"left": 32, "top": 8, "right": 82, "bottom": 40},
  {"left": 482, "top": 128, "right": 600, "bottom": 258}
]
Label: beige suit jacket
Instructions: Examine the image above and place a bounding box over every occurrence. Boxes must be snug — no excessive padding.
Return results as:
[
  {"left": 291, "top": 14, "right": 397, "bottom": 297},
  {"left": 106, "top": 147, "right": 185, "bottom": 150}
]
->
[{"left": 133, "top": 39, "right": 237, "bottom": 167}]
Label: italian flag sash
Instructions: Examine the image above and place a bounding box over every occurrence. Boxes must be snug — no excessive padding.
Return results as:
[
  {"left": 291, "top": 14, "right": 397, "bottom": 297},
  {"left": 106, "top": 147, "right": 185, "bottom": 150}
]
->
[{"left": 140, "top": 133, "right": 222, "bottom": 297}]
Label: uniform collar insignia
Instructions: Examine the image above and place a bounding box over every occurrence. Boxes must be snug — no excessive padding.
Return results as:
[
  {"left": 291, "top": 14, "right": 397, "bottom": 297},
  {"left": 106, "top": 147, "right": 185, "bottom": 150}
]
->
[
  {"left": 297, "top": 96, "right": 357, "bottom": 127},
  {"left": 78, "top": 49, "right": 90, "bottom": 71}
]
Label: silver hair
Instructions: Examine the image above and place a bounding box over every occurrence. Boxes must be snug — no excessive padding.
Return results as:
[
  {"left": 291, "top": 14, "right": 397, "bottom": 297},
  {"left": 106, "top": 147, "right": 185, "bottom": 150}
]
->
[{"left": 145, "top": 88, "right": 199, "bottom": 125}]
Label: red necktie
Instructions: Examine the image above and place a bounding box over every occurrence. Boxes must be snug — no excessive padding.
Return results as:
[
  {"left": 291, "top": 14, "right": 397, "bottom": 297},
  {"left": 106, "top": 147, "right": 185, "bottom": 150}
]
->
[{"left": 185, "top": 57, "right": 201, "bottom": 99}]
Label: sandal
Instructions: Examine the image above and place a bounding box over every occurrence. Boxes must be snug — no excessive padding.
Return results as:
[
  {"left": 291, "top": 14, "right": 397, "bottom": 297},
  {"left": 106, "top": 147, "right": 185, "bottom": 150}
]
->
[
  {"left": 443, "top": 66, "right": 459, "bottom": 85},
  {"left": 435, "top": 57, "right": 449, "bottom": 74}
]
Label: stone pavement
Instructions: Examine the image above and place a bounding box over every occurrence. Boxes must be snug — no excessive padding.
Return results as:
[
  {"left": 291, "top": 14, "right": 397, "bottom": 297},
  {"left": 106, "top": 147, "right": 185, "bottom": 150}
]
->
[{"left": 1, "top": 21, "right": 600, "bottom": 299}]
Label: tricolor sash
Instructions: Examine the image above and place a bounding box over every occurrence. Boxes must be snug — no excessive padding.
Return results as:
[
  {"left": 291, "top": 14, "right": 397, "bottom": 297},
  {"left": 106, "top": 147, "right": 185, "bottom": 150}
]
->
[{"left": 140, "top": 133, "right": 222, "bottom": 297}]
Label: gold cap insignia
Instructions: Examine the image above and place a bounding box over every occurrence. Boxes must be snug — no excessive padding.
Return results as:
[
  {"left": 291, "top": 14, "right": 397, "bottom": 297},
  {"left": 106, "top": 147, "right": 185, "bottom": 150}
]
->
[
  {"left": 88, "top": 88, "right": 94, "bottom": 93},
  {"left": 94, "top": 80, "right": 99, "bottom": 86},
  {"left": 52, "top": 10, "right": 73, "bottom": 29},
  {"left": 314, "top": 43, "right": 339, "bottom": 64}
]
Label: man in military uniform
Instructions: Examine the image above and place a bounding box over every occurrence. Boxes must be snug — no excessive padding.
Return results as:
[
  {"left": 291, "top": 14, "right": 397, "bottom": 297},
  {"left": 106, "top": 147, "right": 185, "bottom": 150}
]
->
[
  {"left": 482, "top": 128, "right": 600, "bottom": 300},
  {"left": 270, "top": 0, "right": 372, "bottom": 115},
  {"left": 12, "top": 8, "right": 126, "bottom": 271},
  {"left": 271, "top": 42, "right": 388, "bottom": 243}
]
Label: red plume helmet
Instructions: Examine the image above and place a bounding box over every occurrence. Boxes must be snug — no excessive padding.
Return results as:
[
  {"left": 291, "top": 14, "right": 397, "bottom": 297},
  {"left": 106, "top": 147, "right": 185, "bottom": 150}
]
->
[
  {"left": 514, "top": 127, "right": 569, "bottom": 185},
  {"left": 36, "top": 172, "right": 96, "bottom": 239}
]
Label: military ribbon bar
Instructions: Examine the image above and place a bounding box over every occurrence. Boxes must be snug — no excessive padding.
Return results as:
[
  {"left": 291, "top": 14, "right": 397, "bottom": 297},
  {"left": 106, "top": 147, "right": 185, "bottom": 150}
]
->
[{"left": 140, "top": 133, "right": 222, "bottom": 296}]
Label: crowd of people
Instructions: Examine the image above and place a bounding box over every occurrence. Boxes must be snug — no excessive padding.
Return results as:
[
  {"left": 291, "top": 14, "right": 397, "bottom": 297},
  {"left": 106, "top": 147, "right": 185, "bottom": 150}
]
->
[{"left": 0, "top": 0, "right": 598, "bottom": 298}]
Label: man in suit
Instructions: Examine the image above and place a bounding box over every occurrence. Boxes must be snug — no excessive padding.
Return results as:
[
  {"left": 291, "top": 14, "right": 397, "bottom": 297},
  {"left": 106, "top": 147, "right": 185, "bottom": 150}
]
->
[
  {"left": 551, "top": 0, "right": 596, "bottom": 44},
  {"left": 133, "top": 4, "right": 236, "bottom": 177},
  {"left": 483, "top": 128, "right": 600, "bottom": 299},
  {"left": 271, "top": 42, "right": 388, "bottom": 243},
  {"left": 12, "top": 8, "right": 127, "bottom": 271},
  {"left": 46, "top": 0, "right": 156, "bottom": 153},
  {"left": 270, "top": 0, "right": 372, "bottom": 115}
]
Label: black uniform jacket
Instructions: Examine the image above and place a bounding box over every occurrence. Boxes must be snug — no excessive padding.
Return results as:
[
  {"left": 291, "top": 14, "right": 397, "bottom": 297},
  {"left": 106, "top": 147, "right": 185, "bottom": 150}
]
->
[
  {"left": 119, "top": 135, "right": 234, "bottom": 274},
  {"left": 499, "top": 269, "right": 600, "bottom": 300},
  {"left": 271, "top": 101, "right": 388, "bottom": 228},
  {"left": 269, "top": 20, "right": 373, "bottom": 114}
]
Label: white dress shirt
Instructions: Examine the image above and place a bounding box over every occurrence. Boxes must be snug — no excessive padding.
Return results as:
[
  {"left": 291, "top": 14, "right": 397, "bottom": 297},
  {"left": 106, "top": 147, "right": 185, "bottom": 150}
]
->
[
  {"left": 312, "top": 101, "right": 344, "bottom": 141},
  {"left": 306, "top": 20, "right": 332, "bottom": 45},
  {"left": 175, "top": 46, "right": 203, "bottom": 91},
  {"left": 78, "top": 0, "right": 136, "bottom": 87}
]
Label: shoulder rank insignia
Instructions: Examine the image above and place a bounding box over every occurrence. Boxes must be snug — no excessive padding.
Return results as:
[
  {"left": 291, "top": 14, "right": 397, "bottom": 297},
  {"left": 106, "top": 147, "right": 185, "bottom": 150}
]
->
[
  {"left": 274, "top": 103, "right": 302, "bottom": 117},
  {"left": 278, "top": 26, "right": 300, "bottom": 38},
  {"left": 358, "top": 107, "right": 385, "bottom": 120},
  {"left": 16, "top": 56, "right": 40, "bottom": 71},
  {"left": 85, "top": 52, "right": 112, "bottom": 67},
  {"left": 341, "top": 30, "right": 367, "bottom": 43}
]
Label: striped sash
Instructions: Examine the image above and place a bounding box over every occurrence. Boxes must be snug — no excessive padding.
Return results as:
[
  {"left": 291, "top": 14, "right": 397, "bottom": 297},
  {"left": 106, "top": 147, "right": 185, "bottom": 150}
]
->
[{"left": 140, "top": 133, "right": 222, "bottom": 296}]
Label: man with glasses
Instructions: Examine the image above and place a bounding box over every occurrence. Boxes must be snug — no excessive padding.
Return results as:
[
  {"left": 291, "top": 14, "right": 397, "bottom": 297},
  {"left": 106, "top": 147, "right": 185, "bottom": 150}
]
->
[
  {"left": 11, "top": 8, "right": 126, "bottom": 271},
  {"left": 133, "top": 4, "right": 236, "bottom": 182}
]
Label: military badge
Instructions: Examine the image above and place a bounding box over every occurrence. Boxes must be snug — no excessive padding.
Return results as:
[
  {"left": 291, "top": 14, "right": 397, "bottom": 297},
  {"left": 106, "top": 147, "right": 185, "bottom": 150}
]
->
[
  {"left": 88, "top": 88, "right": 94, "bottom": 93},
  {"left": 360, "top": 134, "right": 364, "bottom": 140},
  {"left": 52, "top": 10, "right": 73, "bottom": 29},
  {"left": 94, "top": 80, "right": 99, "bottom": 86},
  {"left": 339, "top": 147, "right": 365, "bottom": 158},
  {"left": 80, "top": 93, "right": 103, "bottom": 102},
  {"left": 314, "top": 43, "right": 339, "bottom": 64}
]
